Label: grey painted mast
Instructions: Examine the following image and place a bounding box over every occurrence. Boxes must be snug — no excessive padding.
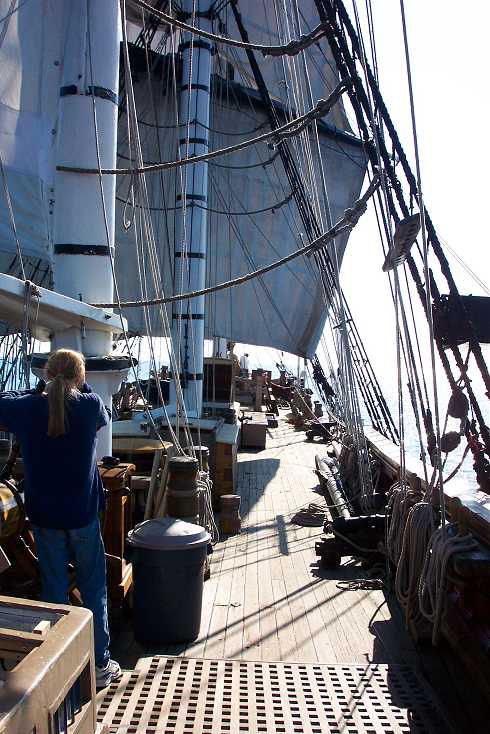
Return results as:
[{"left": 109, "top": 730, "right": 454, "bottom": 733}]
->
[{"left": 170, "top": 0, "right": 213, "bottom": 418}]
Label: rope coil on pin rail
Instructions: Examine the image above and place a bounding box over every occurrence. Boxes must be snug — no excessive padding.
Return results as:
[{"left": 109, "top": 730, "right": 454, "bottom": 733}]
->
[
  {"left": 395, "top": 499, "right": 436, "bottom": 627},
  {"left": 418, "top": 522, "right": 477, "bottom": 645},
  {"left": 92, "top": 175, "right": 380, "bottom": 309},
  {"left": 57, "top": 80, "right": 352, "bottom": 175},
  {"left": 128, "top": 0, "right": 326, "bottom": 57}
]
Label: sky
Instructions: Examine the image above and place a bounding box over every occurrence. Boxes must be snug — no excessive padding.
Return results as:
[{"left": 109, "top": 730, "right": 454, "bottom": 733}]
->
[{"left": 341, "top": 0, "right": 490, "bottom": 375}]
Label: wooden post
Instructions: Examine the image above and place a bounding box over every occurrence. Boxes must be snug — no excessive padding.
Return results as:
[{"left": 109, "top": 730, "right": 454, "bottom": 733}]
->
[{"left": 255, "top": 374, "right": 264, "bottom": 412}]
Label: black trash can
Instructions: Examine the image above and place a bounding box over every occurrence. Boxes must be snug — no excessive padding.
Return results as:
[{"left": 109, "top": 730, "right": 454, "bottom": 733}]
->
[{"left": 127, "top": 518, "right": 211, "bottom": 644}]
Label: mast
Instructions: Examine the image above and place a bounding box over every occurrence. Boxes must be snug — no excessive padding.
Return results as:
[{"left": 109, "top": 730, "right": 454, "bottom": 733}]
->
[
  {"left": 170, "top": 0, "right": 213, "bottom": 418},
  {"left": 49, "top": 0, "right": 128, "bottom": 456}
]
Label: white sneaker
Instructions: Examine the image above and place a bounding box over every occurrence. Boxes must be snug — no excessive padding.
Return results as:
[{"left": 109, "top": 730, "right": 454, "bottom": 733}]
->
[{"left": 95, "top": 659, "right": 122, "bottom": 688}]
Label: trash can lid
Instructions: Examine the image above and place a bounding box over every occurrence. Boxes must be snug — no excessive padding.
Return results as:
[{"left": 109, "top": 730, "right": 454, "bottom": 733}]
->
[{"left": 127, "top": 518, "right": 211, "bottom": 551}]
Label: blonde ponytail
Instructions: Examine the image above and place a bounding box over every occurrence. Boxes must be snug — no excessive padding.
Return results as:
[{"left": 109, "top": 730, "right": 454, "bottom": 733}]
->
[
  {"left": 47, "top": 374, "right": 67, "bottom": 437},
  {"left": 45, "top": 349, "right": 86, "bottom": 438}
]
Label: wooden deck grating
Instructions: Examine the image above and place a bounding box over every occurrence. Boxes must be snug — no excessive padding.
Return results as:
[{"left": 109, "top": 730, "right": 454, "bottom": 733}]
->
[
  {"left": 113, "top": 418, "right": 487, "bottom": 733},
  {"left": 97, "top": 656, "right": 449, "bottom": 734}
]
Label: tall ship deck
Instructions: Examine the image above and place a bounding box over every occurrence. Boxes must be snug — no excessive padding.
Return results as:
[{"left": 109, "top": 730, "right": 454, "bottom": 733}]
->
[
  {"left": 104, "top": 415, "right": 487, "bottom": 734},
  {"left": 0, "top": 1, "right": 489, "bottom": 733}
]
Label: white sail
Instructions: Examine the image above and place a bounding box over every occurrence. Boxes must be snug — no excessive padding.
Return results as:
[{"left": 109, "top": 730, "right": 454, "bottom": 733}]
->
[
  {"left": 0, "top": 0, "right": 366, "bottom": 358},
  {"left": 114, "top": 5, "right": 366, "bottom": 357},
  {"left": 0, "top": 0, "right": 67, "bottom": 271},
  {"left": 215, "top": 0, "right": 351, "bottom": 131}
]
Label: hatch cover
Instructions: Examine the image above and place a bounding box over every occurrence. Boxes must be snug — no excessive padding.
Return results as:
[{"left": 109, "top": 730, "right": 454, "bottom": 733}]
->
[{"left": 97, "top": 656, "right": 449, "bottom": 734}]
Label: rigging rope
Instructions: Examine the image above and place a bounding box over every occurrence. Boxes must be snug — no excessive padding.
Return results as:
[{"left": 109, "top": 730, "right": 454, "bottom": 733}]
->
[
  {"left": 209, "top": 150, "right": 280, "bottom": 170},
  {"left": 398, "top": 0, "right": 446, "bottom": 530},
  {"left": 116, "top": 189, "right": 294, "bottom": 216},
  {"left": 136, "top": 114, "right": 268, "bottom": 137},
  {"left": 0, "top": 152, "right": 26, "bottom": 281},
  {"left": 57, "top": 80, "right": 351, "bottom": 175},
  {"left": 93, "top": 175, "right": 379, "bottom": 309},
  {"left": 0, "top": 0, "right": 32, "bottom": 25},
  {"left": 129, "top": 0, "right": 326, "bottom": 56},
  {"left": 329, "top": 0, "right": 490, "bottom": 445}
]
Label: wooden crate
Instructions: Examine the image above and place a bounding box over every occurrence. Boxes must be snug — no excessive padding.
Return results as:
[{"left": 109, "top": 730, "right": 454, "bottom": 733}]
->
[
  {"left": 0, "top": 596, "right": 96, "bottom": 734},
  {"left": 241, "top": 419, "right": 267, "bottom": 449},
  {"left": 99, "top": 462, "right": 135, "bottom": 611}
]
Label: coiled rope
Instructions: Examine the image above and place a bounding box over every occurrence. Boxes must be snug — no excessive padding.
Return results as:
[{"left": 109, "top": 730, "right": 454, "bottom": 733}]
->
[
  {"left": 418, "top": 523, "right": 476, "bottom": 645},
  {"left": 197, "top": 472, "right": 219, "bottom": 545},
  {"left": 386, "top": 482, "right": 417, "bottom": 565},
  {"left": 395, "top": 500, "right": 436, "bottom": 627}
]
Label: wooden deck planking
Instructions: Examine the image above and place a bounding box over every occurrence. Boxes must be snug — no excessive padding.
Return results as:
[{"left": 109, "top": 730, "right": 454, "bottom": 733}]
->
[
  {"left": 114, "top": 420, "right": 432, "bottom": 667},
  {"left": 191, "top": 421, "right": 411, "bottom": 665},
  {"left": 114, "top": 417, "right": 489, "bottom": 733}
]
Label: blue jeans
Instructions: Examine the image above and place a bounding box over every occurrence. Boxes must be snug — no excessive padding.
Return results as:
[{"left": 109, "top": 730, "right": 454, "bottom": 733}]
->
[{"left": 32, "top": 517, "right": 110, "bottom": 668}]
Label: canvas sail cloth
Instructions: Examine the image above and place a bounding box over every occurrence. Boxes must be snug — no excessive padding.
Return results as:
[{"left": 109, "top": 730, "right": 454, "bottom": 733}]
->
[
  {"left": 116, "top": 0, "right": 366, "bottom": 357},
  {"left": 0, "top": 0, "right": 66, "bottom": 286},
  {"left": 0, "top": 0, "right": 366, "bottom": 358}
]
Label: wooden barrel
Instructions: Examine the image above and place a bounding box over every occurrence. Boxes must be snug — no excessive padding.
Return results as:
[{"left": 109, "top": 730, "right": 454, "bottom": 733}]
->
[
  {"left": 220, "top": 495, "right": 241, "bottom": 512},
  {"left": 185, "top": 445, "right": 209, "bottom": 473},
  {"left": 166, "top": 456, "right": 200, "bottom": 520},
  {"left": 220, "top": 494, "right": 241, "bottom": 535}
]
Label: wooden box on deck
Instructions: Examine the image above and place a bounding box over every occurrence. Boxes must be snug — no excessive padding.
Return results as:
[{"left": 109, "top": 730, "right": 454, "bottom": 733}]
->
[
  {"left": 0, "top": 595, "right": 96, "bottom": 734},
  {"left": 241, "top": 418, "right": 268, "bottom": 450}
]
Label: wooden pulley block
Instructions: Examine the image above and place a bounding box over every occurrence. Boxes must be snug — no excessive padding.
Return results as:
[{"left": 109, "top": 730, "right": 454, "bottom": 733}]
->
[
  {"left": 440, "top": 431, "right": 461, "bottom": 453},
  {"left": 448, "top": 388, "right": 469, "bottom": 420}
]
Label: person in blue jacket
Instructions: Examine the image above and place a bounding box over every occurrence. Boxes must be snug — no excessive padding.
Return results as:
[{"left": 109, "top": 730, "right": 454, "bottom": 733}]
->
[{"left": 0, "top": 348, "right": 120, "bottom": 688}]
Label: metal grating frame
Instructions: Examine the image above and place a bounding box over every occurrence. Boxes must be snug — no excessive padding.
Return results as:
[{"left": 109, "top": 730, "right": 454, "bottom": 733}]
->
[{"left": 97, "top": 656, "right": 450, "bottom": 734}]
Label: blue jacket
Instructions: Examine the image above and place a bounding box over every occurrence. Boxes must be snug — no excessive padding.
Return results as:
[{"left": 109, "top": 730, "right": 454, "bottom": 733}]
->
[{"left": 0, "top": 384, "right": 110, "bottom": 529}]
